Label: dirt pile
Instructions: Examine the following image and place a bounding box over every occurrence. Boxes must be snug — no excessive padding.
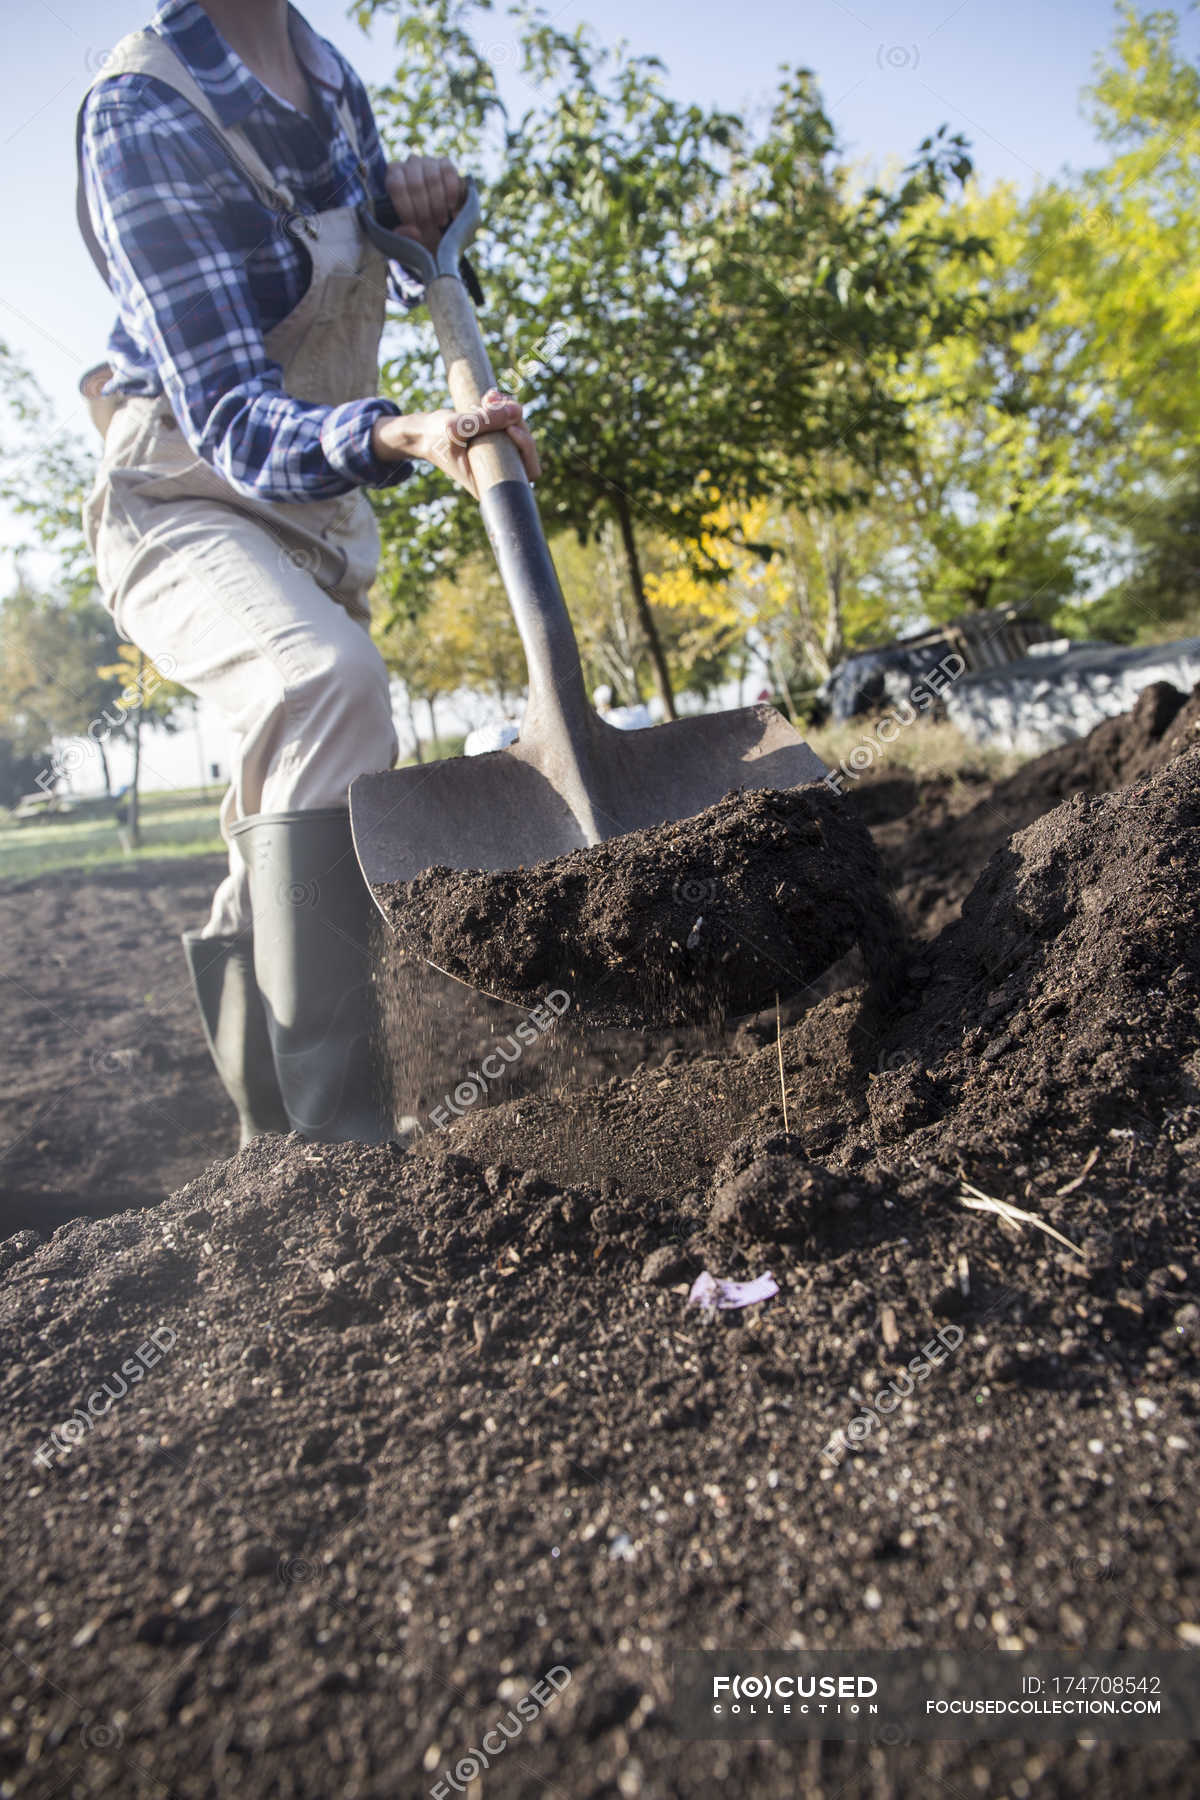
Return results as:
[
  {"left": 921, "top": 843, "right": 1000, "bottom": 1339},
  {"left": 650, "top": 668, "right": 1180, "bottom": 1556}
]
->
[
  {"left": 375, "top": 785, "right": 902, "bottom": 1027},
  {"left": 992, "top": 678, "right": 1200, "bottom": 808},
  {"left": 2, "top": 1072, "right": 1198, "bottom": 1798},
  {"left": 865, "top": 681, "right": 1200, "bottom": 940},
  {"left": 3, "top": 718, "right": 1200, "bottom": 1798},
  {"left": 865, "top": 750, "right": 1200, "bottom": 1176},
  {"left": 435, "top": 750, "right": 1200, "bottom": 1218}
]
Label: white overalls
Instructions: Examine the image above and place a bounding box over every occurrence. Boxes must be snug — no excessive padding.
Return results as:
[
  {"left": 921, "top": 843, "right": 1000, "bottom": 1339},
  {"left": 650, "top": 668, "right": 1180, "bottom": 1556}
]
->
[{"left": 82, "top": 30, "right": 400, "bottom": 940}]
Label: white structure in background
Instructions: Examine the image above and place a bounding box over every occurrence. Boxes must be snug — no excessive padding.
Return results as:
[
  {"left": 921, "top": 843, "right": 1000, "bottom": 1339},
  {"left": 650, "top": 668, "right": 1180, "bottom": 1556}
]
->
[
  {"left": 591, "top": 684, "right": 654, "bottom": 732},
  {"left": 945, "top": 638, "right": 1200, "bottom": 754},
  {"left": 463, "top": 719, "right": 521, "bottom": 755},
  {"left": 462, "top": 685, "right": 656, "bottom": 756}
]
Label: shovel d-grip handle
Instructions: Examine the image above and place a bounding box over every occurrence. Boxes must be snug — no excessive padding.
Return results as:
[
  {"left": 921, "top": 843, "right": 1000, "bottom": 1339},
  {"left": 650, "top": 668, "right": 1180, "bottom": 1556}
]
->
[
  {"left": 359, "top": 180, "right": 522, "bottom": 493},
  {"left": 362, "top": 181, "right": 600, "bottom": 813}
]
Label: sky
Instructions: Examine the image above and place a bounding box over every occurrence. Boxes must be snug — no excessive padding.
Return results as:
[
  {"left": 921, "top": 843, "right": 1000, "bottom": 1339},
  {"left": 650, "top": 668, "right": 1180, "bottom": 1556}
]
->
[
  {"left": 1, "top": 0, "right": 1191, "bottom": 786},
  {"left": 2, "top": 0, "right": 1168, "bottom": 448}
]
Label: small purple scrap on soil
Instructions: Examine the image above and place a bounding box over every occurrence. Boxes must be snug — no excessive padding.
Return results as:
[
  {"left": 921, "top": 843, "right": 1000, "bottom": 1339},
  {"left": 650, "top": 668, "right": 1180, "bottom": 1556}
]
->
[{"left": 687, "top": 1270, "right": 779, "bottom": 1309}]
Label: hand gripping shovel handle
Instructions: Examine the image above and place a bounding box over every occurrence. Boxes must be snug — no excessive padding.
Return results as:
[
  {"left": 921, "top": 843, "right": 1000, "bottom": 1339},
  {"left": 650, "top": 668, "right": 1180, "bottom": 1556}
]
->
[{"left": 359, "top": 183, "right": 596, "bottom": 765}]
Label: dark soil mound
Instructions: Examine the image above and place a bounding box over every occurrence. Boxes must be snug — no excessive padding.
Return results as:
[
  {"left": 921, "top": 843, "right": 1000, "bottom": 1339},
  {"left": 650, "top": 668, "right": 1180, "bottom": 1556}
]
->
[
  {"left": 2, "top": 1106, "right": 1197, "bottom": 1799},
  {"left": 865, "top": 749, "right": 1200, "bottom": 1178},
  {"left": 981, "top": 679, "right": 1200, "bottom": 824},
  {"left": 4, "top": 732, "right": 1200, "bottom": 1799},
  {"left": 435, "top": 751, "right": 1200, "bottom": 1207},
  {"left": 866, "top": 681, "right": 1200, "bottom": 942},
  {"left": 375, "top": 784, "right": 902, "bottom": 1027}
]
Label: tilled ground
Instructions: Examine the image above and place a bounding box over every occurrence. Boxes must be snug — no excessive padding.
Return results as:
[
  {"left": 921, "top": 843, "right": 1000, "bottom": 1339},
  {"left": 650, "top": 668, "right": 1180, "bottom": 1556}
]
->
[
  {"left": 0, "top": 860, "right": 232, "bottom": 1238},
  {"left": 1, "top": 689, "right": 1199, "bottom": 1799}
]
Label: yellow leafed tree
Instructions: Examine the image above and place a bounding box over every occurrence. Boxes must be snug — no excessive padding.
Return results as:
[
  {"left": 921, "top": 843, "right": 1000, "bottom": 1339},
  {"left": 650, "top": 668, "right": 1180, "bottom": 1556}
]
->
[{"left": 646, "top": 486, "right": 896, "bottom": 710}]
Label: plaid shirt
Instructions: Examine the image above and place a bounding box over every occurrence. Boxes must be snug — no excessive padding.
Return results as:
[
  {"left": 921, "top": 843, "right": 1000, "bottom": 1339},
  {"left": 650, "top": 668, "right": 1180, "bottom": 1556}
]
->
[{"left": 79, "top": 0, "right": 414, "bottom": 503}]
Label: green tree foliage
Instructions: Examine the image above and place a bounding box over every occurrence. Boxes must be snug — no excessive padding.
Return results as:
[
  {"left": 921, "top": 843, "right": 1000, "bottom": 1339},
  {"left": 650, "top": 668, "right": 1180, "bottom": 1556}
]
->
[
  {"left": 360, "top": 0, "right": 979, "bottom": 710},
  {"left": 94, "top": 644, "right": 191, "bottom": 843},
  {"left": 870, "top": 183, "right": 1102, "bottom": 626},
  {"left": 0, "top": 583, "right": 124, "bottom": 793},
  {"left": 1039, "top": 4, "right": 1200, "bottom": 637},
  {"left": 0, "top": 343, "right": 98, "bottom": 606}
]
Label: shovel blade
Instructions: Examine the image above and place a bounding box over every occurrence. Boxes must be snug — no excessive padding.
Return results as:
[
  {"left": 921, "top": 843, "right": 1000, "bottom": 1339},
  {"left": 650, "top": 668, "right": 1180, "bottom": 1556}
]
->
[{"left": 350, "top": 703, "right": 828, "bottom": 895}]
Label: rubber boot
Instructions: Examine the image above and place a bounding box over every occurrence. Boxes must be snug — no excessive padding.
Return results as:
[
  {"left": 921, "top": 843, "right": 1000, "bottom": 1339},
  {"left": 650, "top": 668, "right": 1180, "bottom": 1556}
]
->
[
  {"left": 229, "top": 807, "right": 389, "bottom": 1142},
  {"left": 181, "top": 932, "right": 290, "bottom": 1148}
]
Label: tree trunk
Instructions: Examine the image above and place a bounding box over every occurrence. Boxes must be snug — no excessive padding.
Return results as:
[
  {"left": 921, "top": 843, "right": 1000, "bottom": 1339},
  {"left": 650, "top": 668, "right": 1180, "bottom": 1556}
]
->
[
  {"left": 780, "top": 513, "right": 831, "bottom": 684},
  {"left": 427, "top": 696, "right": 441, "bottom": 757},
  {"left": 403, "top": 686, "right": 423, "bottom": 763},
  {"left": 821, "top": 546, "right": 846, "bottom": 671},
  {"left": 767, "top": 638, "right": 798, "bottom": 725},
  {"left": 611, "top": 491, "right": 676, "bottom": 720},
  {"left": 128, "top": 713, "right": 142, "bottom": 848},
  {"left": 96, "top": 736, "right": 112, "bottom": 796},
  {"left": 127, "top": 652, "right": 143, "bottom": 849}
]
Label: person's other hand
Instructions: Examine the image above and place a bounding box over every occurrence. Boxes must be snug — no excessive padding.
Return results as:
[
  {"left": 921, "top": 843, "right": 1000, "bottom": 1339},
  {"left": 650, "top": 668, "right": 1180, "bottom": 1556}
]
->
[
  {"left": 372, "top": 390, "right": 541, "bottom": 500},
  {"left": 384, "top": 156, "right": 466, "bottom": 252}
]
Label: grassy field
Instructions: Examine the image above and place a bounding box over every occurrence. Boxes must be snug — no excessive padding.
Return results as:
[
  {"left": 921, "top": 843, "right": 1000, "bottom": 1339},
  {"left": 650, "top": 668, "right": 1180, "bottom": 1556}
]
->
[
  {"left": 0, "top": 787, "right": 224, "bottom": 883},
  {"left": 807, "top": 715, "right": 1025, "bottom": 785}
]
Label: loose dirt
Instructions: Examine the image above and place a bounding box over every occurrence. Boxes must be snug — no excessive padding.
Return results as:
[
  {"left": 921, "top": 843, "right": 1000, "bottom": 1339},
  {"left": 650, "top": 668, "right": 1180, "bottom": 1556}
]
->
[
  {"left": 375, "top": 785, "right": 903, "bottom": 1027},
  {"left": 864, "top": 679, "right": 1200, "bottom": 943},
  {"left": 2, "top": 693, "right": 1199, "bottom": 1799},
  {"left": 0, "top": 860, "right": 232, "bottom": 1237}
]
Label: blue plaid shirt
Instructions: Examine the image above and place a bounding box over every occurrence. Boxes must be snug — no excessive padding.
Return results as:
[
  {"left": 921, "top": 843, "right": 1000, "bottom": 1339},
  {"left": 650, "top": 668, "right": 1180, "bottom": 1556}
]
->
[{"left": 79, "top": 0, "right": 414, "bottom": 503}]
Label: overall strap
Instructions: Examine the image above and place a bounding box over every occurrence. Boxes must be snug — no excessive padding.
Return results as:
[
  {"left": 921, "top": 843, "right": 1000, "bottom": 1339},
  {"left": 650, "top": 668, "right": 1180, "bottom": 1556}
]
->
[
  {"left": 336, "top": 93, "right": 365, "bottom": 169},
  {"left": 76, "top": 29, "right": 296, "bottom": 289}
]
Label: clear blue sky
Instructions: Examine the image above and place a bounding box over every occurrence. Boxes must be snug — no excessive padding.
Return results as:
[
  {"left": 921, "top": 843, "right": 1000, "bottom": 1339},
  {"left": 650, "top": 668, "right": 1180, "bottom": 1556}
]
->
[{"left": 1, "top": 0, "right": 1179, "bottom": 444}]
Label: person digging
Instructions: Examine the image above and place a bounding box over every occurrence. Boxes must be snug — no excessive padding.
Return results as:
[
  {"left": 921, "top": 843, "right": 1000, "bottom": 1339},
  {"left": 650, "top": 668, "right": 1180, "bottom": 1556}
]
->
[{"left": 76, "top": 0, "right": 539, "bottom": 1145}]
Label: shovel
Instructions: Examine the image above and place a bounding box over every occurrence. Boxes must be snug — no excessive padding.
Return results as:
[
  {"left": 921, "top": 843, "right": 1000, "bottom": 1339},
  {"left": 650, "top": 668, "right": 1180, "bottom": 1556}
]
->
[{"left": 350, "top": 184, "right": 828, "bottom": 940}]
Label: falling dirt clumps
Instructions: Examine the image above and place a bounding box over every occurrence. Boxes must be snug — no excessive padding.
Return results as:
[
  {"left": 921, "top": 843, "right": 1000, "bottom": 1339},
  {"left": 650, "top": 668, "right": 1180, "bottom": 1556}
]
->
[{"left": 375, "top": 784, "right": 904, "bottom": 1028}]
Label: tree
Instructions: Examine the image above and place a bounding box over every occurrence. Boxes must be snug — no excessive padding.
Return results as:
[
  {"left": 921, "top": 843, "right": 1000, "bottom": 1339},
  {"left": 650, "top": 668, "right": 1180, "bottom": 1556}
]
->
[
  {"left": 94, "top": 644, "right": 190, "bottom": 846},
  {"left": 0, "top": 343, "right": 98, "bottom": 605},
  {"left": 646, "top": 488, "right": 898, "bottom": 708},
  {"left": 0, "top": 584, "right": 189, "bottom": 821},
  {"left": 0, "top": 734, "right": 44, "bottom": 810},
  {"left": 554, "top": 520, "right": 733, "bottom": 704},
  {"left": 859, "top": 181, "right": 1103, "bottom": 628},
  {"left": 1031, "top": 5, "right": 1200, "bottom": 638},
  {"left": 0, "top": 584, "right": 124, "bottom": 793},
  {"left": 372, "top": 546, "right": 528, "bottom": 755},
  {"left": 1049, "top": 4, "right": 1200, "bottom": 459},
  {"left": 361, "top": 0, "right": 980, "bottom": 711}
]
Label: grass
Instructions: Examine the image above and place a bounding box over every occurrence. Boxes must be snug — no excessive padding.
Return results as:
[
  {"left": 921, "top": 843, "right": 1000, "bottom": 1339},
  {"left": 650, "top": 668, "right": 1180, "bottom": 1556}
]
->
[
  {"left": 0, "top": 786, "right": 224, "bottom": 883},
  {"left": 807, "top": 716, "right": 1027, "bottom": 787}
]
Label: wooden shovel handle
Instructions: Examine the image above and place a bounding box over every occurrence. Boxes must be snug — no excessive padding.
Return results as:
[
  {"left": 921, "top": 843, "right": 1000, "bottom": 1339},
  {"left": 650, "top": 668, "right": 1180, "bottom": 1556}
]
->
[{"left": 424, "top": 274, "right": 528, "bottom": 496}]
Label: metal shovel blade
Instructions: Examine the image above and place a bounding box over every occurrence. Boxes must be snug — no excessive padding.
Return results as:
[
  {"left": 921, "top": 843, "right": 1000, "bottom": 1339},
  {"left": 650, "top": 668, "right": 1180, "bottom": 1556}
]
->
[
  {"left": 350, "top": 702, "right": 828, "bottom": 891},
  {"left": 349, "top": 184, "right": 831, "bottom": 973}
]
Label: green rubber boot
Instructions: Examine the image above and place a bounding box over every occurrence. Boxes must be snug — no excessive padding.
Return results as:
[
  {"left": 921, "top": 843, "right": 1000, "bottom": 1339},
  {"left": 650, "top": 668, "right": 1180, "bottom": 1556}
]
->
[
  {"left": 181, "top": 931, "right": 290, "bottom": 1148},
  {"left": 230, "top": 807, "right": 389, "bottom": 1143}
]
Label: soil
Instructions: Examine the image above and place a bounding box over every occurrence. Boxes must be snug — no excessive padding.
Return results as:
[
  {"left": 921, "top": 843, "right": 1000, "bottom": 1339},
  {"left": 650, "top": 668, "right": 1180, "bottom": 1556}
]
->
[
  {"left": 2, "top": 691, "right": 1200, "bottom": 1799},
  {"left": 375, "top": 785, "right": 903, "bottom": 1028},
  {"left": 0, "top": 860, "right": 233, "bottom": 1239},
  {"left": 859, "top": 679, "right": 1200, "bottom": 944}
]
